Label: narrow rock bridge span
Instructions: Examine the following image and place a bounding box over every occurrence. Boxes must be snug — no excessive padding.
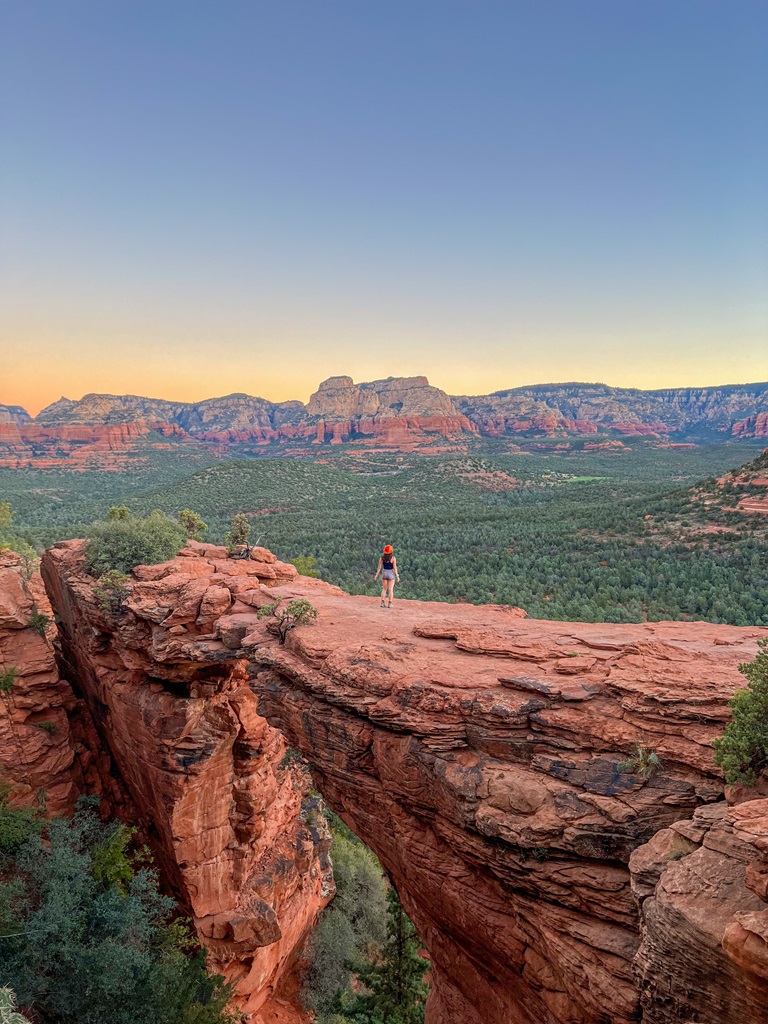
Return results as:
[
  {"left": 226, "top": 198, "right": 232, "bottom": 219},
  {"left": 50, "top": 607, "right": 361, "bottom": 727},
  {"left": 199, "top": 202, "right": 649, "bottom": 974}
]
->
[{"left": 43, "top": 540, "right": 768, "bottom": 1024}]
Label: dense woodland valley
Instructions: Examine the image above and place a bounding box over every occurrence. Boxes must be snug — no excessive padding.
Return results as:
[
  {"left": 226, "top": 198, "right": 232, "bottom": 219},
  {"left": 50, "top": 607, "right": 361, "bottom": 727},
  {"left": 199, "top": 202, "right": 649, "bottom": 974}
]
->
[
  {"left": 1, "top": 391, "right": 768, "bottom": 1024},
  {"left": 1, "top": 436, "right": 767, "bottom": 626}
]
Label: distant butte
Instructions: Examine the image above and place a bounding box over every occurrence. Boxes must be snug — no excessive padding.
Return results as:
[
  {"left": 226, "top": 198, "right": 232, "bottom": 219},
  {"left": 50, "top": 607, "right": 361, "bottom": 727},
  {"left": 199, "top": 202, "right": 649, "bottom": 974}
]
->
[{"left": 1, "top": 376, "right": 767, "bottom": 467}]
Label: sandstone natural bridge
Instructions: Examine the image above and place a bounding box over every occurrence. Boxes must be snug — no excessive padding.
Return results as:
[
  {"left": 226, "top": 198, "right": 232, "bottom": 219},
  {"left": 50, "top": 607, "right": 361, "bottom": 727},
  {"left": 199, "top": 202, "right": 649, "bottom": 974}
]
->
[{"left": 37, "top": 540, "right": 768, "bottom": 1024}]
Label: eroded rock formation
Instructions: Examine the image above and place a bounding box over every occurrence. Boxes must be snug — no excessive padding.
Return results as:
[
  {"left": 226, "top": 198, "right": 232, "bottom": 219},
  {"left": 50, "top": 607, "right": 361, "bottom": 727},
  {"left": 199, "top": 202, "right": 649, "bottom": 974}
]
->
[
  {"left": 0, "top": 420, "right": 192, "bottom": 470},
  {"left": 4, "top": 377, "right": 766, "bottom": 465},
  {"left": 631, "top": 796, "right": 768, "bottom": 1023},
  {"left": 41, "top": 540, "right": 768, "bottom": 1024},
  {"left": 42, "top": 542, "right": 332, "bottom": 1021},
  {"left": 0, "top": 552, "right": 105, "bottom": 815},
  {"left": 733, "top": 412, "right": 768, "bottom": 438}
]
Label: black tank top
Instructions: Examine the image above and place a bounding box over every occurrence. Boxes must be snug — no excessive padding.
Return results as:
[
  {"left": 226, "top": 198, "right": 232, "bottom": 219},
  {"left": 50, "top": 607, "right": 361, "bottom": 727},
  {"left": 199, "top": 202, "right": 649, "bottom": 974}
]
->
[{"left": 383, "top": 555, "right": 394, "bottom": 570}]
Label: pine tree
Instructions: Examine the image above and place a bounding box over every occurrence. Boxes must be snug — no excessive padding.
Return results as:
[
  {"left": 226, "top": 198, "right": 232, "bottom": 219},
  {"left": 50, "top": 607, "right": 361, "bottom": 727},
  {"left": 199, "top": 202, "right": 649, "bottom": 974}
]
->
[{"left": 352, "top": 887, "right": 428, "bottom": 1024}]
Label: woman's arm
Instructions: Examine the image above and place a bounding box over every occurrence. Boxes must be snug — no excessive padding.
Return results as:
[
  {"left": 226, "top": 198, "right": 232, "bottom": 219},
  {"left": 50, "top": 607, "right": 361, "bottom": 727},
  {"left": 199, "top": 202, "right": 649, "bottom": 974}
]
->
[
  {"left": 392, "top": 556, "right": 400, "bottom": 578},
  {"left": 374, "top": 557, "right": 383, "bottom": 579}
]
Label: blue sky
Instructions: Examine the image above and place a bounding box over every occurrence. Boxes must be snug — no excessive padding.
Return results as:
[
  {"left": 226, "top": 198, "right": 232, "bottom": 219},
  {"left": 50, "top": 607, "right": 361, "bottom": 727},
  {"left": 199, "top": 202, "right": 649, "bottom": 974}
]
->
[{"left": 2, "top": 1, "right": 766, "bottom": 412}]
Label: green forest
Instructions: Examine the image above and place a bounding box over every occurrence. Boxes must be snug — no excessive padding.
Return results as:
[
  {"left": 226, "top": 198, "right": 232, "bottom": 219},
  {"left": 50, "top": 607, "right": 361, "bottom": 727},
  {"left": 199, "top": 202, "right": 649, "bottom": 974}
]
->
[
  {"left": 2, "top": 438, "right": 765, "bottom": 626},
  {"left": 0, "top": 794, "right": 241, "bottom": 1024}
]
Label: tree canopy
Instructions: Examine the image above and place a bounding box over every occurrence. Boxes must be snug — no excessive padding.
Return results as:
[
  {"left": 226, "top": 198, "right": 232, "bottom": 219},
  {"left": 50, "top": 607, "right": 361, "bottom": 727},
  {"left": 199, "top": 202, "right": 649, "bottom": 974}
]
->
[{"left": 0, "top": 797, "right": 240, "bottom": 1024}]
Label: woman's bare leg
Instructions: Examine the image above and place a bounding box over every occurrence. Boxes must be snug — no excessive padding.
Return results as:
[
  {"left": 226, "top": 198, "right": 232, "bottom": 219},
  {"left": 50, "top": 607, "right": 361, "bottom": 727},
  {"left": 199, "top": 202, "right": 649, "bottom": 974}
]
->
[{"left": 386, "top": 579, "right": 395, "bottom": 605}]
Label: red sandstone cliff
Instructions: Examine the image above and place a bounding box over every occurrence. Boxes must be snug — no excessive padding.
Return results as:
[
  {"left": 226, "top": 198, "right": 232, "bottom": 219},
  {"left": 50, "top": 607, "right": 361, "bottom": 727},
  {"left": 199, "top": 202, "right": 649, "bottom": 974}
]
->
[
  {"left": 631, "top": 795, "right": 768, "bottom": 1023},
  {"left": 0, "top": 552, "right": 104, "bottom": 815},
  {"left": 4, "top": 378, "right": 767, "bottom": 466},
  {"left": 41, "top": 540, "right": 768, "bottom": 1024},
  {"left": 0, "top": 420, "right": 192, "bottom": 470},
  {"left": 732, "top": 412, "right": 768, "bottom": 438},
  {"left": 42, "top": 542, "right": 332, "bottom": 1021}
]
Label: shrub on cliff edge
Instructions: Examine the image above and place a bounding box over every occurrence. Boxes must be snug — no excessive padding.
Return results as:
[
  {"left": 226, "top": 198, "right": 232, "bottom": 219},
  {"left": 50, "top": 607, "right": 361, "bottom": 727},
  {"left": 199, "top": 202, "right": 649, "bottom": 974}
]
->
[
  {"left": 714, "top": 638, "right": 768, "bottom": 784},
  {"left": 86, "top": 510, "right": 187, "bottom": 576}
]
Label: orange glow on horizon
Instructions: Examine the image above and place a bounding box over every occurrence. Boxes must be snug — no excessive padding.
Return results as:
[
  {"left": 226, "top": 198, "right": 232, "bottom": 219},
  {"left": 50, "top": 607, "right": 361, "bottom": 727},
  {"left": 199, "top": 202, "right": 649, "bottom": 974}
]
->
[
  {"left": 3, "top": 321, "right": 767, "bottom": 418},
  {"left": 5, "top": 345, "right": 768, "bottom": 418}
]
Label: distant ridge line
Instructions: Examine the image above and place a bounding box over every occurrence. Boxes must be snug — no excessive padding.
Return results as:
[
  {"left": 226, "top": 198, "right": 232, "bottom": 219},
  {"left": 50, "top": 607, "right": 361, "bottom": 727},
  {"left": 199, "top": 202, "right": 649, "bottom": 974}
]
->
[{"left": 2, "top": 375, "right": 768, "bottom": 442}]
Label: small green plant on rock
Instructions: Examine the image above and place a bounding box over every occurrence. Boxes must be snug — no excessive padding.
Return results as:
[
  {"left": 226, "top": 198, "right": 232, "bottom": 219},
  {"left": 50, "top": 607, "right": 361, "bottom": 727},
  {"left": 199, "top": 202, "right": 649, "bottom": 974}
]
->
[
  {"left": 256, "top": 600, "right": 319, "bottom": 643},
  {"left": 86, "top": 510, "right": 187, "bottom": 575},
  {"left": 37, "top": 721, "right": 57, "bottom": 736},
  {"left": 28, "top": 607, "right": 51, "bottom": 637},
  {"left": 618, "top": 744, "right": 664, "bottom": 780},
  {"left": 93, "top": 570, "right": 131, "bottom": 614},
  {"left": 274, "top": 599, "right": 318, "bottom": 644},
  {"left": 714, "top": 638, "right": 768, "bottom": 784},
  {"left": 280, "top": 747, "right": 309, "bottom": 772},
  {"left": 0, "top": 667, "right": 18, "bottom": 694},
  {"left": 225, "top": 514, "right": 250, "bottom": 555}
]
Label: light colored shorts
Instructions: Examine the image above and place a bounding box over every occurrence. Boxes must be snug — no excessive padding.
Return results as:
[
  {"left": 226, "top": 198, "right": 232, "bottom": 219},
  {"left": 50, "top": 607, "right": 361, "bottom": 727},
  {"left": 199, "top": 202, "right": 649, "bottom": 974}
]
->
[{"left": 382, "top": 569, "right": 396, "bottom": 581}]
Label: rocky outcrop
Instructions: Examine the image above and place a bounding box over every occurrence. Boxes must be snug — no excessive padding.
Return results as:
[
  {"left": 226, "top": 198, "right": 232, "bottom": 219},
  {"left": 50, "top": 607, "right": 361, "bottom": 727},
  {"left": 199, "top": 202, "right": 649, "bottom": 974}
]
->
[
  {"left": 0, "top": 404, "right": 31, "bottom": 426},
  {"left": 0, "top": 420, "right": 193, "bottom": 470},
  {"left": 0, "top": 552, "right": 105, "bottom": 815},
  {"left": 455, "top": 381, "right": 768, "bottom": 438},
  {"left": 733, "top": 412, "right": 768, "bottom": 438},
  {"left": 307, "top": 375, "right": 453, "bottom": 419},
  {"left": 42, "top": 541, "right": 332, "bottom": 1021},
  {"left": 41, "top": 540, "right": 768, "bottom": 1024},
  {"left": 631, "top": 797, "right": 768, "bottom": 1023}
]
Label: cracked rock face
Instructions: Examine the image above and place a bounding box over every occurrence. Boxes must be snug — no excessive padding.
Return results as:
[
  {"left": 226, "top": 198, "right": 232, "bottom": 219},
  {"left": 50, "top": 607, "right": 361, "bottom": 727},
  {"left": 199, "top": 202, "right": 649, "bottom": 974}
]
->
[
  {"left": 631, "top": 798, "right": 768, "bottom": 1023},
  {"left": 42, "top": 541, "right": 332, "bottom": 1021},
  {"left": 41, "top": 540, "right": 768, "bottom": 1024},
  {"left": 0, "top": 552, "right": 105, "bottom": 815}
]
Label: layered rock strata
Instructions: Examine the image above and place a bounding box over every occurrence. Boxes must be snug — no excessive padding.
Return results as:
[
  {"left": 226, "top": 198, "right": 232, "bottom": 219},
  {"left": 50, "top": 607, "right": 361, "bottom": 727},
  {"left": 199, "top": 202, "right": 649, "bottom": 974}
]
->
[
  {"left": 0, "top": 552, "right": 104, "bottom": 815},
  {"left": 42, "top": 542, "right": 333, "bottom": 1020},
  {"left": 631, "top": 796, "right": 768, "bottom": 1023},
  {"left": 7, "top": 377, "right": 766, "bottom": 462},
  {"left": 42, "top": 540, "right": 768, "bottom": 1024},
  {"left": 0, "top": 420, "right": 191, "bottom": 470}
]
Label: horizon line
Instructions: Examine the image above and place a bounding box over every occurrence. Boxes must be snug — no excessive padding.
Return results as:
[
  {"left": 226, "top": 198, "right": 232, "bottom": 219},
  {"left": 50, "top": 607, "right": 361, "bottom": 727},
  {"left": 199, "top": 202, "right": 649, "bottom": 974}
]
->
[{"left": 5, "top": 374, "right": 768, "bottom": 418}]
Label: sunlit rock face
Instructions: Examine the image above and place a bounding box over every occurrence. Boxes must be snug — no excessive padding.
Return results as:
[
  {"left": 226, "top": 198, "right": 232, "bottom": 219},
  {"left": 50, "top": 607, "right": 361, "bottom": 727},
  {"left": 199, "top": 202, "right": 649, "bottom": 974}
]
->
[
  {"left": 41, "top": 539, "right": 768, "bottom": 1024},
  {"left": 5, "top": 379, "right": 767, "bottom": 466},
  {"left": 42, "top": 541, "right": 333, "bottom": 1021}
]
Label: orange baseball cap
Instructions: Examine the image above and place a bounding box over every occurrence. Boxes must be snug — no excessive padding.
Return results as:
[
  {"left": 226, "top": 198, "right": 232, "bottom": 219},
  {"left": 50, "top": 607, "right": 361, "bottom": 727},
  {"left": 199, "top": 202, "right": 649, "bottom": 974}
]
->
[{"left": 383, "top": 545, "right": 394, "bottom": 554}]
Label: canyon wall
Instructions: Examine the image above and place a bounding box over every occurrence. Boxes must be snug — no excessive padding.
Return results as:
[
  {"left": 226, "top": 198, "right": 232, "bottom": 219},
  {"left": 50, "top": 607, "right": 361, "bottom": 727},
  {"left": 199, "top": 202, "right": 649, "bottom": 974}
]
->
[
  {"left": 4, "top": 377, "right": 765, "bottom": 466},
  {"left": 631, "top": 795, "right": 768, "bottom": 1023},
  {"left": 0, "top": 420, "right": 192, "bottom": 470},
  {"left": 41, "top": 540, "right": 768, "bottom": 1024},
  {"left": 0, "top": 551, "right": 111, "bottom": 815},
  {"left": 41, "top": 542, "right": 333, "bottom": 1021}
]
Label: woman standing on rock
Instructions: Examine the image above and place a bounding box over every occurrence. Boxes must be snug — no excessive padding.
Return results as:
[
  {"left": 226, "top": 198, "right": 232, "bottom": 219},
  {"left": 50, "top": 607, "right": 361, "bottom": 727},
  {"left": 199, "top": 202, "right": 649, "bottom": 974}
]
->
[{"left": 374, "top": 544, "right": 400, "bottom": 608}]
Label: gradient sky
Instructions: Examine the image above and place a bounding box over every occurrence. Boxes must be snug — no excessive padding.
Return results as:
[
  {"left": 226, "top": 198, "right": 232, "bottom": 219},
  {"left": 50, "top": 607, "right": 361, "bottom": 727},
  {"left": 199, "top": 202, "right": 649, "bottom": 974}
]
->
[{"left": 2, "top": 1, "right": 767, "bottom": 415}]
